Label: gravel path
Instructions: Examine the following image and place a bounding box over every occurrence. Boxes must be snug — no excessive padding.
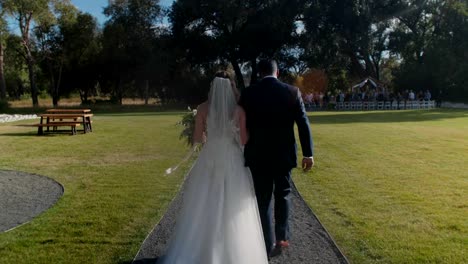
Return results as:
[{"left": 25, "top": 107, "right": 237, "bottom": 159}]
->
[
  {"left": 0, "top": 170, "right": 63, "bottom": 233},
  {"left": 0, "top": 114, "right": 38, "bottom": 123},
  {"left": 133, "top": 179, "right": 348, "bottom": 264}
]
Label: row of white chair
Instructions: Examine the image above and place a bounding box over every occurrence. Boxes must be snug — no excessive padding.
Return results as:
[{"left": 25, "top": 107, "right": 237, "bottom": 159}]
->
[{"left": 334, "top": 100, "right": 435, "bottom": 111}]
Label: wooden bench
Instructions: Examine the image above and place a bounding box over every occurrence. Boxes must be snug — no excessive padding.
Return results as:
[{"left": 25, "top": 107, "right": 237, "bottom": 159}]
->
[{"left": 32, "top": 122, "right": 81, "bottom": 135}]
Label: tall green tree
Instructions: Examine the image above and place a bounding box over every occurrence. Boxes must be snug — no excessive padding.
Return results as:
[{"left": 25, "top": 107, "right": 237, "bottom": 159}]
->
[
  {"left": 391, "top": 0, "right": 468, "bottom": 101},
  {"left": 0, "top": 6, "right": 8, "bottom": 100},
  {"left": 302, "top": 0, "right": 404, "bottom": 81},
  {"left": 60, "top": 13, "right": 101, "bottom": 104},
  {"left": 35, "top": 6, "right": 100, "bottom": 106},
  {"left": 4, "top": 34, "right": 28, "bottom": 99},
  {"left": 102, "top": 0, "right": 163, "bottom": 104},
  {"left": 170, "top": 0, "right": 308, "bottom": 89},
  {"left": 1, "top": 0, "right": 54, "bottom": 106},
  {"left": 34, "top": 1, "right": 79, "bottom": 106}
]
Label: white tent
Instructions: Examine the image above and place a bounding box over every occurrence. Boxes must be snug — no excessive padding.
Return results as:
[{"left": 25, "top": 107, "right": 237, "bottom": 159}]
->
[{"left": 352, "top": 78, "right": 379, "bottom": 90}]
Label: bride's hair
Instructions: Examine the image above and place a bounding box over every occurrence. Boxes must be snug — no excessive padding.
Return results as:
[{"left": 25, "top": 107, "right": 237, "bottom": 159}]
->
[
  {"left": 214, "top": 71, "right": 230, "bottom": 79},
  {"left": 214, "top": 71, "right": 240, "bottom": 101}
]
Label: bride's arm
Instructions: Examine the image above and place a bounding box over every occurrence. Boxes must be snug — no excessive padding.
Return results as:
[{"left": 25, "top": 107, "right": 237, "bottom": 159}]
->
[
  {"left": 193, "top": 102, "right": 208, "bottom": 144},
  {"left": 236, "top": 106, "right": 248, "bottom": 145}
]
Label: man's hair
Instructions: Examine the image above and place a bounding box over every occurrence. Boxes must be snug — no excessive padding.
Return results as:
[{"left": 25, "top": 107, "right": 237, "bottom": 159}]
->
[{"left": 257, "top": 59, "right": 278, "bottom": 77}]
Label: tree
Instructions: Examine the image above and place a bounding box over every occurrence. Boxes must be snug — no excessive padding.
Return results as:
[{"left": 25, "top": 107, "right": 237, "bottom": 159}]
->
[
  {"left": 61, "top": 13, "right": 101, "bottom": 104},
  {"left": 294, "top": 69, "right": 329, "bottom": 95},
  {"left": 391, "top": 0, "right": 468, "bottom": 101},
  {"left": 34, "top": 0, "right": 80, "bottom": 106},
  {"left": 4, "top": 34, "right": 28, "bottom": 99},
  {"left": 1, "top": 0, "right": 55, "bottom": 106},
  {"left": 302, "top": 0, "right": 404, "bottom": 80},
  {"left": 35, "top": 9, "right": 101, "bottom": 106},
  {"left": 0, "top": 7, "right": 8, "bottom": 99},
  {"left": 170, "top": 0, "right": 308, "bottom": 89},
  {"left": 102, "top": 0, "right": 163, "bottom": 104}
]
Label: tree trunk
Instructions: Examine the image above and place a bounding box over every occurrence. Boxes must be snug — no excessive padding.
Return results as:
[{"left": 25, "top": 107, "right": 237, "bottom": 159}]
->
[
  {"left": 50, "top": 75, "right": 58, "bottom": 107},
  {"left": 230, "top": 59, "right": 245, "bottom": 90},
  {"left": 48, "top": 62, "right": 58, "bottom": 107},
  {"left": 144, "top": 79, "right": 149, "bottom": 105},
  {"left": 375, "top": 63, "right": 380, "bottom": 81},
  {"left": 0, "top": 41, "right": 7, "bottom": 100},
  {"left": 27, "top": 60, "right": 38, "bottom": 106},
  {"left": 83, "top": 90, "right": 88, "bottom": 103},
  {"left": 54, "top": 63, "right": 63, "bottom": 107},
  {"left": 363, "top": 53, "right": 377, "bottom": 79},
  {"left": 370, "top": 55, "right": 381, "bottom": 81},
  {"left": 349, "top": 52, "right": 367, "bottom": 79},
  {"left": 345, "top": 44, "right": 367, "bottom": 79},
  {"left": 18, "top": 13, "right": 38, "bottom": 106},
  {"left": 117, "top": 78, "right": 123, "bottom": 105}
]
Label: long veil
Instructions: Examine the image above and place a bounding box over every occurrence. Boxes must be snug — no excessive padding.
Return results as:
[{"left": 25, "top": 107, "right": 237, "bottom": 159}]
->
[
  {"left": 206, "top": 77, "right": 237, "bottom": 139},
  {"left": 158, "top": 76, "right": 269, "bottom": 264}
]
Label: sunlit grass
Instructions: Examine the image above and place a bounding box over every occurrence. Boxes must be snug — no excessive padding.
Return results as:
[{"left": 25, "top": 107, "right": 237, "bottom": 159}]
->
[
  {"left": 0, "top": 109, "right": 466, "bottom": 263},
  {"left": 294, "top": 109, "right": 468, "bottom": 263},
  {"left": 0, "top": 112, "right": 191, "bottom": 263}
]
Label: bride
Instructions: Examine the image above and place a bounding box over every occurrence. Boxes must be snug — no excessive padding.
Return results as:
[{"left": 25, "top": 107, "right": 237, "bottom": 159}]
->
[{"left": 157, "top": 72, "right": 269, "bottom": 264}]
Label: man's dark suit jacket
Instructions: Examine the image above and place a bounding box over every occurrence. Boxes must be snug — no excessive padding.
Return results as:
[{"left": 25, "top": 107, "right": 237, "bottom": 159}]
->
[{"left": 239, "top": 77, "right": 314, "bottom": 170}]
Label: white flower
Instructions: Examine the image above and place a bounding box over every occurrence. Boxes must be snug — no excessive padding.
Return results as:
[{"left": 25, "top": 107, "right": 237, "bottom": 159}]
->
[
  {"left": 165, "top": 168, "right": 173, "bottom": 175},
  {"left": 188, "top": 106, "right": 192, "bottom": 111},
  {"left": 192, "top": 109, "right": 197, "bottom": 116}
]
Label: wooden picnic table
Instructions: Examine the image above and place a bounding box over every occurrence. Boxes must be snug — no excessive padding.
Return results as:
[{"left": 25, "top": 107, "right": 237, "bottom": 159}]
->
[{"left": 34, "top": 109, "right": 93, "bottom": 135}]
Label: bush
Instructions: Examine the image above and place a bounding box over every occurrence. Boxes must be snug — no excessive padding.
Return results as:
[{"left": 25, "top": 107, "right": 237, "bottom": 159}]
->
[
  {"left": 20, "top": 93, "right": 31, "bottom": 100},
  {"left": 39, "top": 90, "right": 49, "bottom": 99},
  {"left": 80, "top": 99, "right": 116, "bottom": 106}
]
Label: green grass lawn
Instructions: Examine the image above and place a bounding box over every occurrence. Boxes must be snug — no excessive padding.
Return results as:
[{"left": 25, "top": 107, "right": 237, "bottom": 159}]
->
[
  {"left": 294, "top": 109, "right": 468, "bottom": 263},
  {"left": 0, "top": 109, "right": 466, "bottom": 263},
  {"left": 0, "top": 111, "right": 192, "bottom": 263}
]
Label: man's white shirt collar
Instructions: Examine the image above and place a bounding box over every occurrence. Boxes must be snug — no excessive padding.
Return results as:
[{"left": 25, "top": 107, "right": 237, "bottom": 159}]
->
[{"left": 262, "top": 75, "right": 277, "bottom": 79}]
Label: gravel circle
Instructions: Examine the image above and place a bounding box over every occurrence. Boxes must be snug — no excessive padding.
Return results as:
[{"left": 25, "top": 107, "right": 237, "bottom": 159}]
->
[
  {"left": 0, "top": 114, "right": 38, "bottom": 123},
  {"left": 0, "top": 170, "right": 64, "bottom": 233},
  {"left": 133, "top": 179, "right": 348, "bottom": 264}
]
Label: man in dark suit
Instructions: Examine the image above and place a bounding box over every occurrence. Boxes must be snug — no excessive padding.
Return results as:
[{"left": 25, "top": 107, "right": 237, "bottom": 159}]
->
[{"left": 239, "top": 59, "right": 314, "bottom": 256}]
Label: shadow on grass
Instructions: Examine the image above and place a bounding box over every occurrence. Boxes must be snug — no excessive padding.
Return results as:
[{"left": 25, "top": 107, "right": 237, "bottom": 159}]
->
[
  {"left": 117, "top": 258, "right": 158, "bottom": 264},
  {"left": 0, "top": 133, "right": 37, "bottom": 137},
  {"left": 98, "top": 111, "right": 186, "bottom": 117},
  {"left": 0, "top": 131, "right": 78, "bottom": 137},
  {"left": 309, "top": 109, "right": 468, "bottom": 124},
  {"left": 3, "top": 104, "right": 189, "bottom": 115}
]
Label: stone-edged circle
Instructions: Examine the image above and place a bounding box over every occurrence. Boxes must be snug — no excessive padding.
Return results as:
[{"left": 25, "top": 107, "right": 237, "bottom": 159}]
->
[{"left": 0, "top": 170, "right": 64, "bottom": 233}]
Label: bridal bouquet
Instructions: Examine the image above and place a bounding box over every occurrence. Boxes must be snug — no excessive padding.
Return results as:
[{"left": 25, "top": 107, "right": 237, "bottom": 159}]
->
[
  {"left": 179, "top": 106, "right": 197, "bottom": 146},
  {"left": 166, "top": 107, "right": 198, "bottom": 175}
]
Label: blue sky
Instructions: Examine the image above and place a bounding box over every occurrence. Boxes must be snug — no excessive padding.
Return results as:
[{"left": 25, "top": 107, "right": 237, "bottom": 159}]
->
[
  {"left": 71, "top": 0, "right": 175, "bottom": 25},
  {"left": 7, "top": 0, "right": 175, "bottom": 32}
]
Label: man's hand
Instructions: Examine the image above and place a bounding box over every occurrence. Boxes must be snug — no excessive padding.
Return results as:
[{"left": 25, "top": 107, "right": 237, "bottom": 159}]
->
[{"left": 302, "top": 157, "right": 314, "bottom": 172}]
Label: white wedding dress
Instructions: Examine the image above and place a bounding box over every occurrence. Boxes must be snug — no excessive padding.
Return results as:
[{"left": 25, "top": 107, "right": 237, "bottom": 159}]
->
[{"left": 157, "top": 78, "right": 269, "bottom": 264}]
